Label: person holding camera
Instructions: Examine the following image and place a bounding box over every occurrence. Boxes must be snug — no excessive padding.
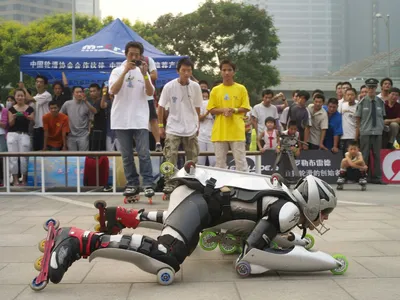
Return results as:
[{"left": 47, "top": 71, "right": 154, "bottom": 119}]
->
[{"left": 108, "top": 41, "right": 155, "bottom": 198}]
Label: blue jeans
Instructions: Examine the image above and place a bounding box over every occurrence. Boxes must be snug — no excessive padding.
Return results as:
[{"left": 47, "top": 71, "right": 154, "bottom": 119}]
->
[{"left": 115, "top": 129, "right": 153, "bottom": 187}]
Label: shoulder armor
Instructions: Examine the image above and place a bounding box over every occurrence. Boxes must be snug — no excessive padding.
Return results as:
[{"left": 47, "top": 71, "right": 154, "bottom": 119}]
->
[{"left": 279, "top": 202, "right": 301, "bottom": 233}]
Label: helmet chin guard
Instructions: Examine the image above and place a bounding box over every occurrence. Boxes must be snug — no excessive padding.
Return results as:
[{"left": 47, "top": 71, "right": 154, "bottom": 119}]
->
[{"left": 298, "top": 214, "right": 331, "bottom": 236}]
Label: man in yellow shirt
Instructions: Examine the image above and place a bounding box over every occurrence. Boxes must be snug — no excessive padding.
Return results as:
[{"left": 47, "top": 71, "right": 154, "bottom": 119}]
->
[{"left": 207, "top": 59, "right": 251, "bottom": 172}]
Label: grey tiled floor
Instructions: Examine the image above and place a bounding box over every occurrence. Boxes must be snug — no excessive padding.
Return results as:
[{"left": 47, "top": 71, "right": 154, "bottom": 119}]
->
[{"left": 1, "top": 184, "right": 400, "bottom": 300}]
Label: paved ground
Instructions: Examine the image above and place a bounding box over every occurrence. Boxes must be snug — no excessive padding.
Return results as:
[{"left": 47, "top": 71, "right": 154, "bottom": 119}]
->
[{"left": 1, "top": 184, "right": 400, "bottom": 300}]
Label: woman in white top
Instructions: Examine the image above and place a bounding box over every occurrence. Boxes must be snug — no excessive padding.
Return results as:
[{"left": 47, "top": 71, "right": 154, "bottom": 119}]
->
[{"left": 197, "top": 89, "right": 216, "bottom": 166}]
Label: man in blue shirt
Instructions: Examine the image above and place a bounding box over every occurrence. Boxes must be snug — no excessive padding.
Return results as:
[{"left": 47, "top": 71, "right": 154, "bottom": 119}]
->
[{"left": 323, "top": 98, "right": 343, "bottom": 153}]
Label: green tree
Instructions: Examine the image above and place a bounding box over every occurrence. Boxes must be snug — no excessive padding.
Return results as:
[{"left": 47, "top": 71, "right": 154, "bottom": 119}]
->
[
  {"left": 0, "top": 13, "right": 104, "bottom": 88},
  {"left": 155, "top": 0, "right": 280, "bottom": 96}
]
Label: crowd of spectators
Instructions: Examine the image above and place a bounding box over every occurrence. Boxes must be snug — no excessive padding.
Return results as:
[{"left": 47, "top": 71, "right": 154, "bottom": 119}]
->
[{"left": 0, "top": 41, "right": 399, "bottom": 189}]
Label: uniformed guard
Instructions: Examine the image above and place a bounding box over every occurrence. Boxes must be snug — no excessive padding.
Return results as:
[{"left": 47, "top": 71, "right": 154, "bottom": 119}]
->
[{"left": 355, "top": 78, "right": 386, "bottom": 184}]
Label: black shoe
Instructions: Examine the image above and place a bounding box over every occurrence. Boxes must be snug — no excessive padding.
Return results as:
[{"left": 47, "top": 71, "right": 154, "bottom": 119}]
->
[{"left": 48, "top": 228, "right": 81, "bottom": 284}]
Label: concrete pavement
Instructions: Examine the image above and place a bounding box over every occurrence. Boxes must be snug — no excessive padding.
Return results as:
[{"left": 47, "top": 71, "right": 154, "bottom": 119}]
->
[{"left": 1, "top": 184, "right": 400, "bottom": 300}]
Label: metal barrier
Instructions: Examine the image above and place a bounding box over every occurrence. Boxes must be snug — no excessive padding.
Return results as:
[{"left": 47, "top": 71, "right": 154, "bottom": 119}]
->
[{"left": 0, "top": 151, "right": 263, "bottom": 196}]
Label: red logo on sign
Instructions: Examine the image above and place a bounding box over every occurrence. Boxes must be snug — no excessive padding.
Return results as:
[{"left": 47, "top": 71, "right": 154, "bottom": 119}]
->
[{"left": 381, "top": 150, "right": 400, "bottom": 183}]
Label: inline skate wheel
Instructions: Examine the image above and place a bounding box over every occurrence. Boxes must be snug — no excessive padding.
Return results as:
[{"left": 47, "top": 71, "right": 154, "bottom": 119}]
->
[
  {"left": 38, "top": 239, "right": 46, "bottom": 253},
  {"left": 236, "top": 261, "right": 251, "bottom": 278},
  {"left": 160, "top": 162, "right": 175, "bottom": 176},
  {"left": 330, "top": 254, "right": 349, "bottom": 275},
  {"left": 304, "top": 234, "right": 315, "bottom": 250},
  {"left": 43, "top": 218, "right": 60, "bottom": 231},
  {"left": 157, "top": 268, "right": 174, "bottom": 286},
  {"left": 199, "top": 231, "right": 218, "bottom": 251},
  {"left": 94, "top": 200, "right": 107, "bottom": 209},
  {"left": 30, "top": 277, "right": 48, "bottom": 291},
  {"left": 162, "top": 194, "right": 170, "bottom": 201},
  {"left": 34, "top": 256, "right": 43, "bottom": 271},
  {"left": 219, "top": 234, "right": 238, "bottom": 255},
  {"left": 148, "top": 198, "right": 153, "bottom": 205},
  {"left": 94, "top": 214, "right": 100, "bottom": 222}
]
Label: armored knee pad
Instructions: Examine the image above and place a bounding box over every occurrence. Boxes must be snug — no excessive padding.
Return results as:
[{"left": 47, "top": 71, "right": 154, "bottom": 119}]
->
[{"left": 152, "top": 234, "right": 188, "bottom": 272}]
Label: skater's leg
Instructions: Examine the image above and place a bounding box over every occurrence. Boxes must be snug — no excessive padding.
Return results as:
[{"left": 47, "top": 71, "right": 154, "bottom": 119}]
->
[
  {"left": 99, "top": 185, "right": 196, "bottom": 233},
  {"left": 133, "top": 129, "right": 153, "bottom": 188},
  {"left": 116, "top": 129, "right": 139, "bottom": 186},
  {"left": 49, "top": 193, "right": 212, "bottom": 283}
]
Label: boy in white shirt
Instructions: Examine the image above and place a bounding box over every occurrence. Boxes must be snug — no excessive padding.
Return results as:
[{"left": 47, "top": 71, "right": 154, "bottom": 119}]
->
[
  {"left": 339, "top": 88, "right": 359, "bottom": 155},
  {"left": 158, "top": 58, "right": 203, "bottom": 194},
  {"left": 198, "top": 89, "right": 216, "bottom": 166}
]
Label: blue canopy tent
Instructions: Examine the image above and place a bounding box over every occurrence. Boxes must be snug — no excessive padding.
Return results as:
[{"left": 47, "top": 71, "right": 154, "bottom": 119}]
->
[{"left": 19, "top": 18, "right": 183, "bottom": 87}]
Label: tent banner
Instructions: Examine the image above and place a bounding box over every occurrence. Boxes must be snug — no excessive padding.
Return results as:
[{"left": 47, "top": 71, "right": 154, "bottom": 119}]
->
[{"left": 24, "top": 58, "right": 178, "bottom": 71}]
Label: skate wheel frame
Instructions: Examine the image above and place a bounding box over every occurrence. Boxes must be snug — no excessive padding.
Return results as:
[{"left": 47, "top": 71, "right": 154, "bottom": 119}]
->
[{"left": 30, "top": 218, "right": 60, "bottom": 292}]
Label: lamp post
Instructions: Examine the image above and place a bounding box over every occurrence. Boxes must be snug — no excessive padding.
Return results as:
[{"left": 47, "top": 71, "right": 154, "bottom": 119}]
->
[
  {"left": 376, "top": 13, "right": 391, "bottom": 77},
  {"left": 72, "top": 0, "right": 76, "bottom": 43}
]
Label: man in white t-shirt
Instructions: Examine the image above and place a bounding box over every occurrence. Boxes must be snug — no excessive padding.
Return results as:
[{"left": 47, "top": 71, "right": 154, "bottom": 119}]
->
[
  {"left": 339, "top": 87, "right": 359, "bottom": 155},
  {"left": 109, "top": 41, "right": 155, "bottom": 197},
  {"left": 158, "top": 58, "right": 203, "bottom": 194},
  {"left": 20, "top": 75, "right": 52, "bottom": 151},
  {"left": 338, "top": 81, "right": 352, "bottom": 110},
  {"left": 251, "top": 89, "right": 282, "bottom": 139}
]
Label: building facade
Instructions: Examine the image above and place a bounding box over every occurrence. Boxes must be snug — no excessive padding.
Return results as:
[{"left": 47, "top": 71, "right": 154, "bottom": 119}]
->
[
  {"left": 242, "top": 0, "right": 400, "bottom": 77},
  {"left": 0, "top": 0, "right": 100, "bottom": 24}
]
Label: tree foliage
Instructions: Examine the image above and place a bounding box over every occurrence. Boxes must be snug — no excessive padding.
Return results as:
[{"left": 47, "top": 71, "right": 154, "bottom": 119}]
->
[
  {"left": 0, "top": 0, "right": 280, "bottom": 100},
  {"left": 0, "top": 14, "right": 162, "bottom": 89},
  {"left": 154, "top": 0, "right": 280, "bottom": 95}
]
